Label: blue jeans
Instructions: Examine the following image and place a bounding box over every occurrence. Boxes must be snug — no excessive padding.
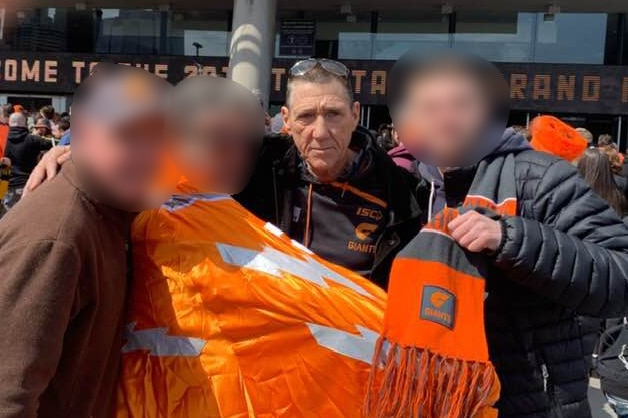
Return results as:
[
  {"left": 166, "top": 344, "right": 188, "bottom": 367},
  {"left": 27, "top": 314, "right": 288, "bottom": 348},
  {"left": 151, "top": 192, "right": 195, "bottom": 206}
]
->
[{"left": 606, "top": 393, "right": 628, "bottom": 418}]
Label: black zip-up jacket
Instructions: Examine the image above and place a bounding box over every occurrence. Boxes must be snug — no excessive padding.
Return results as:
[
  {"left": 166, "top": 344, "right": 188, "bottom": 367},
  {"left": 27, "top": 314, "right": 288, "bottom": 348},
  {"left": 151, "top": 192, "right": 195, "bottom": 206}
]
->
[
  {"left": 5, "top": 127, "right": 53, "bottom": 189},
  {"left": 235, "top": 128, "right": 424, "bottom": 289},
  {"left": 421, "top": 147, "right": 628, "bottom": 418}
]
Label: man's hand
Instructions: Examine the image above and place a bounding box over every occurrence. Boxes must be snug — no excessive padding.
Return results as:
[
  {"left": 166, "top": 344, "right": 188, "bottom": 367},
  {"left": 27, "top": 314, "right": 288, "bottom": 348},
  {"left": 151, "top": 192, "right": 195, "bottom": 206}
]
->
[
  {"left": 448, "top": 210, "right": 503, "bottom": 253},
  {"left": 23, "top": 146, "right": 71, "bottom": 196}
]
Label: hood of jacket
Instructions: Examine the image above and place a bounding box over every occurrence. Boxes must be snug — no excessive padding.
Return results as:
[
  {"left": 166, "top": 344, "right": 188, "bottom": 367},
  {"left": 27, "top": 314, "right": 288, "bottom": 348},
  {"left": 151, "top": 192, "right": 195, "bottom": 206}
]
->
[
  {"left": 7, "top": 126, "right": 29, "bottom": 144},
  {"left": 418, "top": 128, "right": 530, "bottom": 184},
  {"left": 418, "top": 128, "right": 530, "bottom": 218},
  {"left": 388, "top": 144, "right": 417, "bottom": 173}
]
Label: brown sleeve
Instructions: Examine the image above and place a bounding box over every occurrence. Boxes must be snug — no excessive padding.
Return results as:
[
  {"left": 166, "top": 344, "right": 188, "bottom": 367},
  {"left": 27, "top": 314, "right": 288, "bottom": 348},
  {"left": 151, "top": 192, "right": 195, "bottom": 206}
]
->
[{"left": 0, "top": 240, "right": 80, "bottom": 418}]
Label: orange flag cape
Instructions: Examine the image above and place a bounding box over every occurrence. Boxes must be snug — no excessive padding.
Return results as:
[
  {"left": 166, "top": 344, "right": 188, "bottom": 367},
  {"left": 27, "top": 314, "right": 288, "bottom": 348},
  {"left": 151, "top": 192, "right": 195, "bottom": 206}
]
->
[
  {"left": 365, "top": 154, "right": 521, "bottom": 418},
  {"left": 116, "top": 183, "right": 386, "bottom": 417}
]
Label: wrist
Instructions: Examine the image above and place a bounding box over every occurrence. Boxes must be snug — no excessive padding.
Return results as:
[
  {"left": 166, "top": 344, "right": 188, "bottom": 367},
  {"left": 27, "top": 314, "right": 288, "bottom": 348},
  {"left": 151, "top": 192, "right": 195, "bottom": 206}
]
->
[{"left": 486, "top": 217, "right": 509, "bottom": 257}]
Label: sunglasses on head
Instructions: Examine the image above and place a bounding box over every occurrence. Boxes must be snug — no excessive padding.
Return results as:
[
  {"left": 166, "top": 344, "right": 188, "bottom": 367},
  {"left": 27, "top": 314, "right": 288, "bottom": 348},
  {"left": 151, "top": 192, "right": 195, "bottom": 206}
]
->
[{"left": 288, "top": 58, "right": 350, "bottom": 79}]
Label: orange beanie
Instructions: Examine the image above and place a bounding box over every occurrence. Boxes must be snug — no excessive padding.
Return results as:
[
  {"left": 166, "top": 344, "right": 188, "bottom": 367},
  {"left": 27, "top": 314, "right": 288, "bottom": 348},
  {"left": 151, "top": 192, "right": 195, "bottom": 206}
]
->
[{"left": 529, "top": 115, "right": 588, "bottom": 162}]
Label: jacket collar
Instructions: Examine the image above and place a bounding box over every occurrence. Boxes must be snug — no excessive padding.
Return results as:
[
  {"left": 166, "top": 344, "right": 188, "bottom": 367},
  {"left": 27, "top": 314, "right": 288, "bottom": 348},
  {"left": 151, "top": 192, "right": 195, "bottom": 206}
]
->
[
  {"left": 7, "top": 126, "right": 28, "bottom": 137},
  {"left": 283, "top": 127, "right": 423, "bottom": 226},
  {"left": 61, "top": 161, "right": 136, "bottom": 233}
]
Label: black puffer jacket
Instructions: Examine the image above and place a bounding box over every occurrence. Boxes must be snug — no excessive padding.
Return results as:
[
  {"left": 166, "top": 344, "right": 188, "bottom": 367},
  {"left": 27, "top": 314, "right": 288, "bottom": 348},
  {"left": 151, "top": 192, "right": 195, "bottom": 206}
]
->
[
  {"left": 420, "top": 147, "right": 628, "bottom": 418},
  {"left": 489, "top": 150, "right": 628, "bottom": 418}
]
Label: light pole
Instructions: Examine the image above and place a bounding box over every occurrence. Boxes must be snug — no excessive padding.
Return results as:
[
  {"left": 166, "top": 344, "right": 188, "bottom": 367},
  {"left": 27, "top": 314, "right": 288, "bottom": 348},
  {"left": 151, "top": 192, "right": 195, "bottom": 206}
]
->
[{"left": 192, "top": 41, "right": 203, "bottom": 75}]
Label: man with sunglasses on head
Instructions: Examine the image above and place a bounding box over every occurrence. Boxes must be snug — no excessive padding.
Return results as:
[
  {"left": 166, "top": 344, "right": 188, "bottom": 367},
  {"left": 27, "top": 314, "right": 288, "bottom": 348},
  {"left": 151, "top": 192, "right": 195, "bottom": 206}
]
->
[{"left": 236, "top": 58, "right": 423, "bottom": 289}]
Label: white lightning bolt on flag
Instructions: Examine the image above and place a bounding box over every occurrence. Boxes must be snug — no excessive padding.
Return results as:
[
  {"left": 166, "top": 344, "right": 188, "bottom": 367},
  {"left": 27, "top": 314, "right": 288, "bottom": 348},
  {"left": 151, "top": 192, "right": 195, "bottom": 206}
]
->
[
  {"left": 307, "top": 323, "right": 379, "bottom": 364},
  {"left": 121, "top": 323, "right": 207, "bottom": 356},
  {"left": 216, "top": 243, "right": 373, "bottom": 298}
]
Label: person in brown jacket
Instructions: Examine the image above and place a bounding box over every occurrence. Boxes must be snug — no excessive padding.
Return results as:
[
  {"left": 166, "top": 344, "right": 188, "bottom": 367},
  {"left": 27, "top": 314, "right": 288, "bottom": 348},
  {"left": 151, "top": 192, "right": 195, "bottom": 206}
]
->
[{"left": 0, "top": 64, "right": 172, "bottom": 418}]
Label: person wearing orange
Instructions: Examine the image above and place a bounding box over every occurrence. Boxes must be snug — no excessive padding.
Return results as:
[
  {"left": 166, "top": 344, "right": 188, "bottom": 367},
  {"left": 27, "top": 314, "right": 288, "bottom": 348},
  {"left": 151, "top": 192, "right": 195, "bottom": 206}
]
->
[{"left": 115, "top": 75, "right": 386, "bottom": 417}]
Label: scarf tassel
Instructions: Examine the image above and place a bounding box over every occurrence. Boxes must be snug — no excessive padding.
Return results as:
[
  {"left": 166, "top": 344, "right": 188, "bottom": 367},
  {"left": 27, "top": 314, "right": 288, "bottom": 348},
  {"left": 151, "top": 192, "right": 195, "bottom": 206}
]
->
[{"left": 365, "top": 337, "right": 499, "bottom": 418}]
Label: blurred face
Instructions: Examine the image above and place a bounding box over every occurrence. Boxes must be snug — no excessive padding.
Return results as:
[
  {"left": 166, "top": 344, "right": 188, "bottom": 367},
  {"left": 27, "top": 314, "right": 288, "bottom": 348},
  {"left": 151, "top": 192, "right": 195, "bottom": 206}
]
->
[
  {"left": 35, "top": 127, "right": 48, "bottom": 136},
  {"left": 391, "top": 127, "right": 399, "bottom": 144},
  {"left": 72, "top": 112, "right": 166, "bottom": 211},
  {"left": 170, "top": 106, "right": 262, "bottom": 195},
  {"left": 395, "top": 71, "right": 490, "bottom": 168},
  {"left": 282, "top": 79, "right": 359, "bottom": 182}
]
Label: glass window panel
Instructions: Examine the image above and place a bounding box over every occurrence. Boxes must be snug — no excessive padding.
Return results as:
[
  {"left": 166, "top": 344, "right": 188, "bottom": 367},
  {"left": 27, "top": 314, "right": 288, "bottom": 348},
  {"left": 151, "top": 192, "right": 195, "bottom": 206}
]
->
[
  {"left": 167, "top": 10, "right": 230, "bottom": 57},
  {"left": 453, "top": 12, "right": 534, "bottom": 62},
  {"left": 374, "top": 12, "right": 449, "bottom": 60},
  {"left": 8, "top": 8, "right": 68, "bottom": 52},
  {"left": 532, "top": 13, "right": 606, "bottom": 64},
  {"left": 95, "top": 9, "right": 161, "bottom": 55}
]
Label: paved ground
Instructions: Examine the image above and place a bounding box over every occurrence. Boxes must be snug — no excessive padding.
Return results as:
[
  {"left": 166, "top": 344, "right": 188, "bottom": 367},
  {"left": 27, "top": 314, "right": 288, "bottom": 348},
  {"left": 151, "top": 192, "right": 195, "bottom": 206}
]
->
[{"left": 590, "top": 378, "right": 617, "bottom": 418}]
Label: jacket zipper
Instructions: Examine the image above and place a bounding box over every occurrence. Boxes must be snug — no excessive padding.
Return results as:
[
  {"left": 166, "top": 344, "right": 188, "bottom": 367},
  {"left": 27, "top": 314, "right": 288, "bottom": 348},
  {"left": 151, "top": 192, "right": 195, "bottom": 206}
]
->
[
  {"left": 271, "top": 162, "right": 280, "bottom": 226},
  {"left": 541, "top": 363, "right": 550, "bottom": 393},
  {"left": 541, "top": 362, "right": 565, "bottom": 418}
]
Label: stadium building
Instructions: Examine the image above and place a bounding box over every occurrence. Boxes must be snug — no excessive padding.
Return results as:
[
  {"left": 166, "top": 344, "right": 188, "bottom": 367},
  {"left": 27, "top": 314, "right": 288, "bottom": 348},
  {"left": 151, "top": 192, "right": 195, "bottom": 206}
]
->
[{"left": 1, "top": 0, "right": 628, "bottom": 145}]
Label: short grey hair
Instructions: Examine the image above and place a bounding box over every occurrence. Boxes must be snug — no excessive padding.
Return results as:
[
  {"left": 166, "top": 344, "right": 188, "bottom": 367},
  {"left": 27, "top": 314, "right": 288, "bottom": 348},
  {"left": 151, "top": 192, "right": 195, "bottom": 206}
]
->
[
  {"left": 8, "top": 112, "right": 26, "bottom": 128},
  {"left": 286, "top": 67, "right": 354, "bottom": 108},
  {"left": 575, "top": 127, "right": 594, "bottom": 144}
]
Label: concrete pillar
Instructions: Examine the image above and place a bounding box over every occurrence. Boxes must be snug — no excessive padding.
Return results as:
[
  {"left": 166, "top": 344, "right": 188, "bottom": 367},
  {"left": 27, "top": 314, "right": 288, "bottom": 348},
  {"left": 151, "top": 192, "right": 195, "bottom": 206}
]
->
[{"left": 228, "top": 0, "right": 277, "bottom": 108}]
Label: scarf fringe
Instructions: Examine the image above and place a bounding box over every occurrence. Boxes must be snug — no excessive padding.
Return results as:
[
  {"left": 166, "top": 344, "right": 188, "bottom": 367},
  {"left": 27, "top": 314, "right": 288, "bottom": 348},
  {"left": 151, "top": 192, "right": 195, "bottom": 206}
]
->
[{"left": 364, "top": 337, "right": 498, "bottom": 418}]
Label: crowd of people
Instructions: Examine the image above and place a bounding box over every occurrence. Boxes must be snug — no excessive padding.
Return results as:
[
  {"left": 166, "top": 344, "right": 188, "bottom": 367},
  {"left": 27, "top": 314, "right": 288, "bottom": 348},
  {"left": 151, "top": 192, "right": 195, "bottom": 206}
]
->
[
  {"left": 0, "top": 104, "right": 71, "bottom": 213},
  {"left": 0, "top": 51, "right": 627, "bottom": 418}
]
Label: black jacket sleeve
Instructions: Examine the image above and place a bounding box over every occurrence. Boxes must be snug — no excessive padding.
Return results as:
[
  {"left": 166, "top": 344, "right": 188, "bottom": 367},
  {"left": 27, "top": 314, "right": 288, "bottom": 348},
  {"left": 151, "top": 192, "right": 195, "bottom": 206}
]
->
[
  {"left": 493, "top": 158, "right": 628, "bottom": 318},
  {"left": 27, "top": 134, "right": 54, "bottom": 151},
  {"left": 234, "top": 134, "right": 294, "bottom": 225}
]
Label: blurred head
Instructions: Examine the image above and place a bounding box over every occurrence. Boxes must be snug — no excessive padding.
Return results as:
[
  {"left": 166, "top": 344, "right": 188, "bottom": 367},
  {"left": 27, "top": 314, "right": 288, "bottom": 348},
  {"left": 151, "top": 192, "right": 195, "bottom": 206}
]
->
[
  {"left": 282, "top": 59, "right": 360, "bottom": 183},
  {"left": 13, "top": 104, "right": 25, "bottom": 115},
  {"left": 8, "top": 112, "right": 26, "bottom": 128},
  {"left": 34, "top": 118, "right": 52, "bottom": 136},
  {"left": 510, "top": 125, "right": 531, "bottom": 141},
  {"left": 598, "top": 134, "right": 616, "bottom": 149},
  {"left": 600, "top": 145, "right": 624, "bottom": 174},
  {"left": 576, "top": 148, "right": 627, "bottom": 216},
  {"left": 378, "top": 123, "right": 392, "bottom": 137},
  {"left": 40, "top": 105, "right": 55, "bottom": 120},
  {"left": 575, "top": 127, "right": 594, "bottom": 145},
  {"left": 388, "top": 50, "right": 510, "bottom": 168},
  {"left": 1, "top": 104, "right": 12, "bottom": 122},
  {"left": 391, "top": 125, "right": 399, "bottom": 144},
  {"left": 56, "top": 119, "right": 70, "bottom": 138},
  {"left": 167, "top": 76, "right": 265, "bottom": 194},
  {"left": 70, "top": 63, "right": 172, "bottom": 211}
]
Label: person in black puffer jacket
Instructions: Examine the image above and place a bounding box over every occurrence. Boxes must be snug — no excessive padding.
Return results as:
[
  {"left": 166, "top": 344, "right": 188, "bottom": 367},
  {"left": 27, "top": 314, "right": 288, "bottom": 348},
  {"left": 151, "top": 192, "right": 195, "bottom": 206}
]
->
[{"left": 387, "top": 50, "right": 628, "bottom": 418}]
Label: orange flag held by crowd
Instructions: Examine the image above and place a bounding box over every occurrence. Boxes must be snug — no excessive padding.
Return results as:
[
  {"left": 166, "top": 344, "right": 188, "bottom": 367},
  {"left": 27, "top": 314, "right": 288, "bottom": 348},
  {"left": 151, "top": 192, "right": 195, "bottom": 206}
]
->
[{"left": 116, "top": 183, "right": 386, "bottom": 418}]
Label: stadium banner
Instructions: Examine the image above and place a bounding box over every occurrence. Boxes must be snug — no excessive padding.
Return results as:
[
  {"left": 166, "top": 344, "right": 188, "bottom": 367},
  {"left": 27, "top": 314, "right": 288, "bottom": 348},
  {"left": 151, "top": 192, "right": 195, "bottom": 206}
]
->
[{"left": 1, "top": 51, "right": 628, "bottom": 114}]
